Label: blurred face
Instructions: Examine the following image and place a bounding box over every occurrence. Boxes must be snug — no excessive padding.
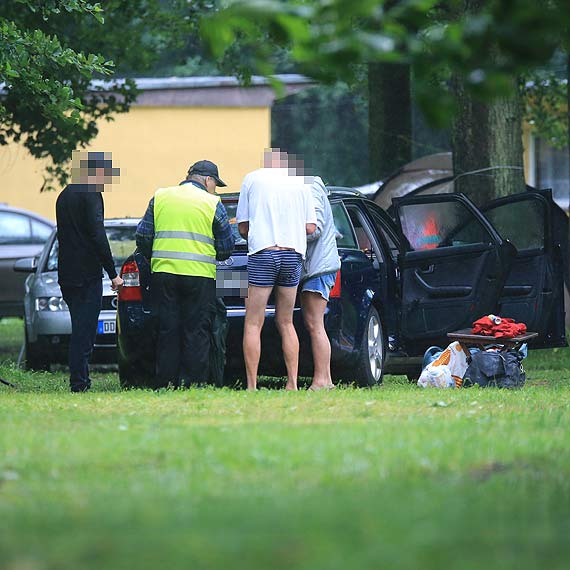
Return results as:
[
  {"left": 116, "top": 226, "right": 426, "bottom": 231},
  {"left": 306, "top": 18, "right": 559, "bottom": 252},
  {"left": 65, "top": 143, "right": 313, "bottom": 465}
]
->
[
  {"left": 71, "top": 151, "right": 119, "bottom": 189},
  {"left": 263, "top": 150, "right": 288, "bottom": 168},
  {"left": 75, "top": 167, "right": 110, "bottom": 189}
]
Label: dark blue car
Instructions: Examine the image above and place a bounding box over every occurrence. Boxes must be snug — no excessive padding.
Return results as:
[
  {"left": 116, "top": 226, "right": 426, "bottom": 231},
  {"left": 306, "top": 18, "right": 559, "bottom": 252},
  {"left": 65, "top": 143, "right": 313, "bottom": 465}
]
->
[{"left": 116, "top": 188, "right": 566, "bottom": 388}]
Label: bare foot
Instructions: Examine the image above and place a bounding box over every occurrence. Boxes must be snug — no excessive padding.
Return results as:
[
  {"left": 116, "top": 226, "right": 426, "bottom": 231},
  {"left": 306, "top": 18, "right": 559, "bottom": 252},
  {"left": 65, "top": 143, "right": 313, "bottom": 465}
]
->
[{"left": 308, "top": 382, "right": 335, "bottom": 391}]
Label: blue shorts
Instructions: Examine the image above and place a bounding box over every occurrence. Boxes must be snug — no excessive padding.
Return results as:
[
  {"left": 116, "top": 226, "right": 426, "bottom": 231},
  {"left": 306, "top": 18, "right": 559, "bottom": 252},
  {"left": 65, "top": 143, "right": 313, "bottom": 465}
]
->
[
  {"left": 301, "top": 272, "right": 338, "bottom": 301},
  {"left": 248, "top": 250, "right": 302, "bottom": 288}
]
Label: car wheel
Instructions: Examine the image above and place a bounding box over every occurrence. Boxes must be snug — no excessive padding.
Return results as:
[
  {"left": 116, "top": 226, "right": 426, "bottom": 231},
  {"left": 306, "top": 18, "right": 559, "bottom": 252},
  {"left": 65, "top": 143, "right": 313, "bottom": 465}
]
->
[
  {"left": 24, "top": 329, "right": 50, "bottom": 372},
  {"left": 354, "top": 306, "right": 385, "bottom": 387}
]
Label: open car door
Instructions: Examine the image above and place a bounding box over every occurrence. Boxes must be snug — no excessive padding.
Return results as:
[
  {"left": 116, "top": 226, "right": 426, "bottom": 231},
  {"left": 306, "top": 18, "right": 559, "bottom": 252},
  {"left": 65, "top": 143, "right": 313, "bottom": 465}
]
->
[
  {"left": 392, "top": 194, "right": 516, "bottom": 354},
  {"left": 481, "top": 190, "right": 567, "bottom": 348}
]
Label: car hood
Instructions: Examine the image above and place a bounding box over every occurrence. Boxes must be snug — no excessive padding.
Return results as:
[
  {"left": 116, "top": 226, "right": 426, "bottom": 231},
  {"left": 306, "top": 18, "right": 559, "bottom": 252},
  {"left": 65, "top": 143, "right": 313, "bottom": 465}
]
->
[{"left": 33, "top": 271, "right": 115, "bottom": 297}]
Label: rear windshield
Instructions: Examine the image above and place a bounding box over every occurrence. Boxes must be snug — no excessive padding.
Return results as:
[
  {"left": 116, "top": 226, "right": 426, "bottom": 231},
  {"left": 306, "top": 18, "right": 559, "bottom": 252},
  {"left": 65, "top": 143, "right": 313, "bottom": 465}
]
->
[
  {"left": 222, "top": 199, "right": 247, "bottom": 247},
  {"left": 44, "top": 225, "right": 137, "bottom": 272}
]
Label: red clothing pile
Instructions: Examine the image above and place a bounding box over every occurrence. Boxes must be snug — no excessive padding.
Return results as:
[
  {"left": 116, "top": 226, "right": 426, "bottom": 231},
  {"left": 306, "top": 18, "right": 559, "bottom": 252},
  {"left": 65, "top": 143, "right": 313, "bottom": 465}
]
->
[{"left": 472, "top": 315, "right": 527, "bottom": 338}]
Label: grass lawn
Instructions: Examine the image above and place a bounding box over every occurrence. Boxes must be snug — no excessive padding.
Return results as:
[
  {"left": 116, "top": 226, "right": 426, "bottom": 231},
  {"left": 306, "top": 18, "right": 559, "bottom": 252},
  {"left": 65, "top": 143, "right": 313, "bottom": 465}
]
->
[{"left": 1, "top": 318, "right": 570, "bottom": 569}]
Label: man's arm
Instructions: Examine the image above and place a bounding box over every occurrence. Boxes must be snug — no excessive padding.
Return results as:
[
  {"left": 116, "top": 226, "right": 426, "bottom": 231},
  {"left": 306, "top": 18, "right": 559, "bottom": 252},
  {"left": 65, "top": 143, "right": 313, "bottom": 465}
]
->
[
  {"left": 304, "top": 185, "right": 318, "bottom": 239},
  {"left": 235, "top": 176, "right": 249, "bottom": 239},
  {"left": 135, "top": 198, "right": 155, "bottom": 259},
  {"left": 307, "top": 184, "right": 325, "bottom": 242},
  {"left": 238, "top": 222, "right": 249, "bottom": 238},
  {"left": 213, "top": 201, "right": 235, "bottom": 261},
  {"left": 84, "top": 192, "right": 118, "bottom": 280}
]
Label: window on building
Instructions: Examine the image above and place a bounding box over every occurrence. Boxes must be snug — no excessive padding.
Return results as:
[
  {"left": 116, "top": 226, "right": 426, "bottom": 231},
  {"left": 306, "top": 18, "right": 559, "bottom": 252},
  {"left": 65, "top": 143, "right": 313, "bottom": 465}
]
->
[{"left": 535, "top": 138, "right": 569, "bottom": 212}]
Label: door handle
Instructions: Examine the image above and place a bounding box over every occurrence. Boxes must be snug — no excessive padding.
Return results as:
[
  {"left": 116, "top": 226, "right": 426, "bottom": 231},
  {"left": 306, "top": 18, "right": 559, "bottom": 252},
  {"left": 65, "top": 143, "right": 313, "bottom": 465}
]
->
[
  {"left": 413, "top": 270, "right": 472, "bottom": 297},
  {"left": 418, "top": 264, "right": 434, "bottom": 274}
]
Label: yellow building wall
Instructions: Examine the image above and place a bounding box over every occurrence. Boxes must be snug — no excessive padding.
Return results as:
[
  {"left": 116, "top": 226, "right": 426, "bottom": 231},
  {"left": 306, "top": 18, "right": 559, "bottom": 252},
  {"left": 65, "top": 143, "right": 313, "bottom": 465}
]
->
[
  {"left": 0, "top": 106, "right": 270, "bottom": 221},
  {"left": 522, "top": 121, "right": 532, "bottom": 183}
]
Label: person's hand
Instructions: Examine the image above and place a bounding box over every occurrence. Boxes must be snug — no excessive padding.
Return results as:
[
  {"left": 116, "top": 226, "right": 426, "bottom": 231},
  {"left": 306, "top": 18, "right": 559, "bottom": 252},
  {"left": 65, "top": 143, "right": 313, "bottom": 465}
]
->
[{"left": 111, "top": 276, "right": 124, "bottom": 291}]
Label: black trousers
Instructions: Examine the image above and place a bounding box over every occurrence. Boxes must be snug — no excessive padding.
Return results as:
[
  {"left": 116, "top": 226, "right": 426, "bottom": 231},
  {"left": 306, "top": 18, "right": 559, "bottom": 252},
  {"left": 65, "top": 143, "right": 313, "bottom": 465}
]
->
[
  {"left": 152, "top": 272, "right": 216, "bottom": 387},
  {"left": 60, "top": 278, "right": 102, "bottom": 392}
]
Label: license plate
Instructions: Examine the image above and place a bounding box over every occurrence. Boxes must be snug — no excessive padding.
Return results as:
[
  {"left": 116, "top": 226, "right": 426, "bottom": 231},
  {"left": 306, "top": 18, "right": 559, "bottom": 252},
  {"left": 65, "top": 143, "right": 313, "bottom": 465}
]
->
[
  {"left": 97, "top": 320, "right": 116, "bottom": 335},
  {"left": 216, "top": 269, "right": 248, "bottom": 298}
]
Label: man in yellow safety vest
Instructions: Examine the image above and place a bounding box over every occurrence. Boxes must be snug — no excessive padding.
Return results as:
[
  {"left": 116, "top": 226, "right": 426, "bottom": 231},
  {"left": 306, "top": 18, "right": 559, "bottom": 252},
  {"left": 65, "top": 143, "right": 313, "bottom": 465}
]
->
[{"left": 136, "top": 160, "right": 234, "bottom": 387}]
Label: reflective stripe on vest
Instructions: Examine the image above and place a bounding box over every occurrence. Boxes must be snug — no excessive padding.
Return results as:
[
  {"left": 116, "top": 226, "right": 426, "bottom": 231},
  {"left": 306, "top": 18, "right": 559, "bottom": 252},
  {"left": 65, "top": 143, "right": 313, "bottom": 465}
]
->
[
  {"left": 152, "top": 251, "right": 216, "bottom": 264},
  {"left": 151, "top": 185, "right": 219, "bottom": 278},
  {"left": 154, "top": 231, "right": 215, "bottom": 246}
]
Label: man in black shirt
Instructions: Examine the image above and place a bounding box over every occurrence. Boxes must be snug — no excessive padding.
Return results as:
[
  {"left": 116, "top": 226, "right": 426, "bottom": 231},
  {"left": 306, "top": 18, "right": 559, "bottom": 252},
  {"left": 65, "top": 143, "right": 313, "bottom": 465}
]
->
[{"left": 56, "top": 151, "right": 123, "bottom": 392}]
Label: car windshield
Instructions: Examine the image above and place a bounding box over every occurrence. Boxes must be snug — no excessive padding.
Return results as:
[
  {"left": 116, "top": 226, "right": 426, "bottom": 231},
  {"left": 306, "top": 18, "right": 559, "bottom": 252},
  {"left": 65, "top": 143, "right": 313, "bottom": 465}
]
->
[{"left": 44, "top": 225, "right": 137, "bottom": 272}]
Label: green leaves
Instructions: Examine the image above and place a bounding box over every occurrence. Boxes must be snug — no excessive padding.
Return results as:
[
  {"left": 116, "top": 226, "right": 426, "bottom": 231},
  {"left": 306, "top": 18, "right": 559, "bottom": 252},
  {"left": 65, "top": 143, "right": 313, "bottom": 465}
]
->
[
  {"left": 1, "top": 1, "right": 115, "bottom": 188},
  {"left": 202, "top": 0, "right": 569, "bottom": 125},
  {"left": 1, "top": 0, "right": 186, "bottom": 190},
  {"left": 523, "top": 69, "right": 569, "bottom": 150}
]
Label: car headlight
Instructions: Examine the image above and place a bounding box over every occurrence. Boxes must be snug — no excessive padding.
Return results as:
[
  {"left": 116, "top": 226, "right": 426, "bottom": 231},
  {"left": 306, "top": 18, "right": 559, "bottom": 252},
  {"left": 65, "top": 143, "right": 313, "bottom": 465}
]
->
[{"left": 35, "top": 297, "right": 68, "bottom": 312}]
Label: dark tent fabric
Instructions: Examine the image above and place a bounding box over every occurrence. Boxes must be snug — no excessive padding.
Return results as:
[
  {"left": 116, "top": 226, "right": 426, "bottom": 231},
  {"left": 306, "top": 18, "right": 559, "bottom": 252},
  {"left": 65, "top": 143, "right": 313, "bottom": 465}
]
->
[{"left": 373, "top": 152, "right": 453, "bottom": 211}]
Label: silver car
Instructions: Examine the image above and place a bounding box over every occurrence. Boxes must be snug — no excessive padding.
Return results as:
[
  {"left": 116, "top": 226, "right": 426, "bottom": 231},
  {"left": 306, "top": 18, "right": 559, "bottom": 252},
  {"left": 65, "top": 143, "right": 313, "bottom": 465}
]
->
[
  {"left": 0, "top": 204, "right": 54, "bottom": 318},
  {"left": 14, "top": 219, "right": 138, "bottom": 370}
]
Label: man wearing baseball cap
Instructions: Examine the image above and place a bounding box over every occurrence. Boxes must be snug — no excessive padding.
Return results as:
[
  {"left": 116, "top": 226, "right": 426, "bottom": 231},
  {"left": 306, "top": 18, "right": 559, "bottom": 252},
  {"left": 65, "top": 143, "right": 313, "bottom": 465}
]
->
[{"left": 136, "top": 160, "right": 234, "bottom": 387}]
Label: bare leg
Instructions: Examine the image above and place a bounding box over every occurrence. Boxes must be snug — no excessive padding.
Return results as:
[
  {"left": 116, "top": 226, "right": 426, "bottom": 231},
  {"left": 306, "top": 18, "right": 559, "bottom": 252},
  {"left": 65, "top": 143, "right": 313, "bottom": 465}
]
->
[
  {"left": 243, "top": 285, "right": 272, "bottom": 390},
  {"left": 301, "top": 291, "right": 334, "bottom": 389},
  {"left": 274, "top": 285, "right": 300, "bottom": 390}
]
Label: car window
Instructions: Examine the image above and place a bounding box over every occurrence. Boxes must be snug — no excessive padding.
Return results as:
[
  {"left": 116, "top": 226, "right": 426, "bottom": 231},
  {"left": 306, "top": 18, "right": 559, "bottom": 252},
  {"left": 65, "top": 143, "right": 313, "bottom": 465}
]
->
[
  {"left": 397, "top": 201, "right": 491, "bottom": 251},
  {"left": 221, "top": 199, "right": 247, "bottom": 247},
  {"left": 44, "top": 226, "right": 137, "bottom": 272},
  {"left": 484, "top": 199, "right": 545, "bottom": 251},
  {"left": 106, "top": 227, "right": 137, "bottom": 265},
  {"left": 331, "top": 203, "right": 358, "bottom": 249},
  {"left": 366, "top": 206, "right": 400, "bottom": 261},
  {"left": 0, "top": 211, "right": 31, "bottom": 245},
  {"left": 46, "top": 239, "right": 59, "bottom": 271},
  {"left": 347, "top": 208, "right": 372, "bottom": 251},
  {"left": 31, "top": 220, "right": 53, "bottom": 244},
  {"left": 346, "top": 205, "right": 385, "bottom": 263}
]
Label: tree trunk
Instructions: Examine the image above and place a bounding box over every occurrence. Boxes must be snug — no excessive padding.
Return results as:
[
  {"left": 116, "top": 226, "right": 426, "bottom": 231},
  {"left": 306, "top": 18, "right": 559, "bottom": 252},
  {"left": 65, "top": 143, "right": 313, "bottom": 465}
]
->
[
  {"left": 452, "top": 76, "right": 525, "bottom": 207},
  {"left": 368, "top": 62, "right": 412, "bottom": 181},
  {"left": 451, "top": 0, "right": 525, "bottom": 206},
  {"left": 451, "top": 74, "right": 491, "bottom": 205}
]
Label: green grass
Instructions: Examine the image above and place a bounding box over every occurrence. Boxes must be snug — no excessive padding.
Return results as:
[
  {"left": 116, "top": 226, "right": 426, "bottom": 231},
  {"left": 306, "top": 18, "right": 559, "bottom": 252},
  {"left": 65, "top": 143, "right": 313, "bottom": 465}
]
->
[{"left": 1, "top": 318, "right": 570, "bottom": 569}]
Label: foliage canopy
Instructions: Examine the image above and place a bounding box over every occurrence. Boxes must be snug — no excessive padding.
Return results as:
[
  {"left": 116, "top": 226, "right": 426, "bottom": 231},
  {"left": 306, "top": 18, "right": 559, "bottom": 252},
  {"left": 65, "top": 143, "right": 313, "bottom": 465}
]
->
[
  {"left": 203, "top": 0, "right": 569, "bottom": 127},
  {"left": 0, "top": 0, "right": 189, "bottom": 189}
]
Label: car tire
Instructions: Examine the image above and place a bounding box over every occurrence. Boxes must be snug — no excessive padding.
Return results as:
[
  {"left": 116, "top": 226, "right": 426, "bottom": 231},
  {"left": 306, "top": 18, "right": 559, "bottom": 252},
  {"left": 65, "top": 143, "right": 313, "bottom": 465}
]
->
[
  {"left": 24, "top": 329, "right": 50, "bottom": 372},
  {"left": 354, "top": 306, "right": 385, "bottom": 387}
]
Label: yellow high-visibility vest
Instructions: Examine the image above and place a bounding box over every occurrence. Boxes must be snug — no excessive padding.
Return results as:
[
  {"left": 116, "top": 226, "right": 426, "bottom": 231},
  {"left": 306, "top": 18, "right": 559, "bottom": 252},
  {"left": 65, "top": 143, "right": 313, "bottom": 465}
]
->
[{"left": 151, "top": 184, "right": 219, "bottom": 279}]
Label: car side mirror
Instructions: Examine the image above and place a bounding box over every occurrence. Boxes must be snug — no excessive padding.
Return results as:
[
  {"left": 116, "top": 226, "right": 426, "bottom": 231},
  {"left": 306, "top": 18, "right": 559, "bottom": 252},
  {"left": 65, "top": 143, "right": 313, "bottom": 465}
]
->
[{"left": 13, "top": 257, "right": 37, "bottom": 273}]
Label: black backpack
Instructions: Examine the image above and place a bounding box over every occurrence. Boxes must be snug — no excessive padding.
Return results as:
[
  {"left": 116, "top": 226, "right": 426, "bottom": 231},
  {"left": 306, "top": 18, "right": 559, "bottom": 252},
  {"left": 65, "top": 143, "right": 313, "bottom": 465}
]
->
[{"left": 462, "top": 350, "right": 526, "bottom": 389}]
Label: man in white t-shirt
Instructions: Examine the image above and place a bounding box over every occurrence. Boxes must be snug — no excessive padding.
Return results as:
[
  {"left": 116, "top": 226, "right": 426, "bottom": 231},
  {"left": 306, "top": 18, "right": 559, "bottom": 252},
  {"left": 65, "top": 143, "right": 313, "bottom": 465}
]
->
[{"left": 236, "top": 149, "right": 317, "bottom": 390}]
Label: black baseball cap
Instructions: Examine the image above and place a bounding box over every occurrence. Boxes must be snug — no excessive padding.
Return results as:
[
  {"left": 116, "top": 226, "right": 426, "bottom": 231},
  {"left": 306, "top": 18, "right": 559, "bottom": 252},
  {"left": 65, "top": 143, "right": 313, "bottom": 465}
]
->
[
  {"left": 187, "top": 160, "right": 227, "bottom": 187},
  {"left": 83, "top": 151, "right": 120, "bottom": 176}
]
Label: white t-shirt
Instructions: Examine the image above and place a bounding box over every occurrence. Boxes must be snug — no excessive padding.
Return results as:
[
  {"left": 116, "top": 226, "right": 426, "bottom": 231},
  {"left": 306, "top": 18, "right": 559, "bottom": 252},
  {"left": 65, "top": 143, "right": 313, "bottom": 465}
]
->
[{"left": 236, "top": 168, "right": 317, "bottom": 257}]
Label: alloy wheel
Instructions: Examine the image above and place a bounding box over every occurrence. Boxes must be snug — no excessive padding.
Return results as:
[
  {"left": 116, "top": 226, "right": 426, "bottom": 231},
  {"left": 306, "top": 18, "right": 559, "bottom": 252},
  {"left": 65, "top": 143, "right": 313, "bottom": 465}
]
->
[{"left": 368, "top": 313, "right": 384, "bottom": 381}]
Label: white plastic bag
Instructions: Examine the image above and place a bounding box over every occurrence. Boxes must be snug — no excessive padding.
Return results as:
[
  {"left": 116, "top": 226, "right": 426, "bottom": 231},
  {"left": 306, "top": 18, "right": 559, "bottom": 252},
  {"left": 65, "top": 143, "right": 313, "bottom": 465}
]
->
[
  {"left": 417, "top": 341, "right": 469, "bottom": 388},
  {"left": 417, "top": 364, "right": 454, "bottom": 388}
]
